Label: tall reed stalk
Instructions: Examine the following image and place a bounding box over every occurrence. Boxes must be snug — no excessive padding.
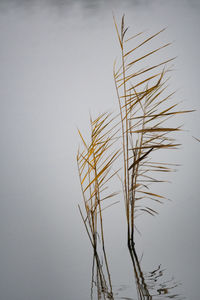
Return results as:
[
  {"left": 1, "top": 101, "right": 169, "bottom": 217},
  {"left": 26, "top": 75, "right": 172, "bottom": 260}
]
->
[{"left": 113, "top": 15, "right": 192, "bottom": 247}]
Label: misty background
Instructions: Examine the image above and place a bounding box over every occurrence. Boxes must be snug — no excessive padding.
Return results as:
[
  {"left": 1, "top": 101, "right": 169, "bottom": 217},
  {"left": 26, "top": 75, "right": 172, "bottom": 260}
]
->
[{"left": 0, "top": 0, "right": 199, "bottom": 299}]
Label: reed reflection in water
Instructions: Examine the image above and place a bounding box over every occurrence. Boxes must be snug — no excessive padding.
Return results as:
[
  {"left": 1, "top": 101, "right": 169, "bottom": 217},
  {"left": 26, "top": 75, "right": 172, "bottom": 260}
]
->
[
  {"left": 91, "top": 243, "right": 184, "bottom": 300},
  {"left": 127, "top": 243, "right": 183, "bottom": 300}
]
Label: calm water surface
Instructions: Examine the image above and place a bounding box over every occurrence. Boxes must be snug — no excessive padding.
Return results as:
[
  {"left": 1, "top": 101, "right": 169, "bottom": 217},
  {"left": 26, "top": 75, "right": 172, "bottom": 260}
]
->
[{"left": 0, "top": 1, "right": 199, "bottom": 299}]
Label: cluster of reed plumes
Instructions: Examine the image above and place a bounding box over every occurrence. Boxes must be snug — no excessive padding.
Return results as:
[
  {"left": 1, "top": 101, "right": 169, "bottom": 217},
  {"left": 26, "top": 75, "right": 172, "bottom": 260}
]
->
[
  {"left": 77, "top": 112, "right": 120, "bottom": 298},
  {"left": 77, "top": 15, "right": 191, "bottom": 299}
]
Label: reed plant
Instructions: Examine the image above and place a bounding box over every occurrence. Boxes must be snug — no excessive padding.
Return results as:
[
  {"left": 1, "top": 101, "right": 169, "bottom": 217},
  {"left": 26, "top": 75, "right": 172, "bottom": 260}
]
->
[
  {"left": 77, "top": 15, "right": 192, "bottom": 299},
  {"left": 113, "top": 15, "right": 192, "bottom": 248},
  {"left": 77, "top": 112, "right": 120, "bottom": 299}
]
